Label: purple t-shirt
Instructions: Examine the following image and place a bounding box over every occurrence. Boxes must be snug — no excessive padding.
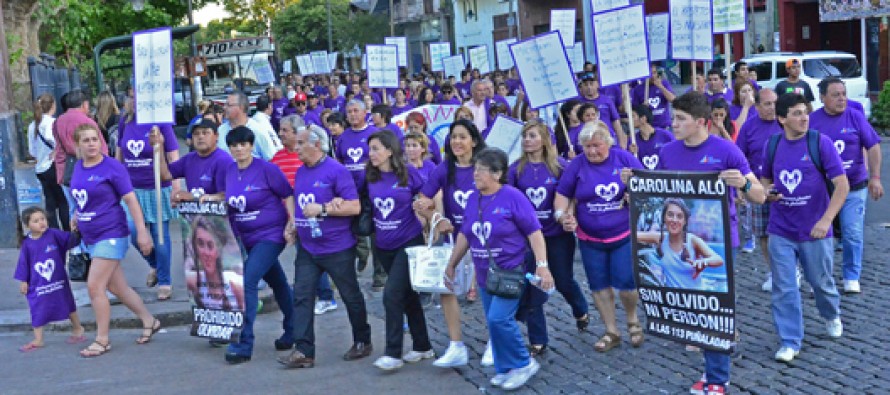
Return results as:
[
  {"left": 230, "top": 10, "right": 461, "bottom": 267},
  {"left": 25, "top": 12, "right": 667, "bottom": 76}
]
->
[
  {"left": 70, "top": 156, "right": 133, "bottom": 244},
  {"left": 508, "top": 159, "right": 568, "bottom": 237},
  {"left": 224, "top": 159, "right": 292, "bottom": 249},
  {"left": 580, "top": 95, "right": 621, "bottom": 134},
  {"left": 383, "top": 123, "right": 404, "bottom": 140},
  {"left": 658, "top": 135, "right": 752, "bottom": 247},
  {"left": 391, "top": 103, "right": 414, "bottom": 116},
  {"left": 729, "top": 105, "right": 758, "bottom": 122},
  {"left": 335, "top": 124, "right": 379, "bottom": 190},
  {"left": 412, "top": 159, "right": 437, "bottom": 181},
  {"left": 632, "top": 81, "right": 674, "bottom": 128},
  {"left": 636, "top": 128, "right": 675, "bottom": 170},
  {"left": 419, "top": 163, "right": 475, "bottom": 227},
  {"left": 324, "top": 96, "right": 347, "bottom": 113},
  {"left": 455, "top": 82, "right": 472, "bottom": 99},
  {"left": 460, "top": 185, "right": 542, "bottom": 288},
  {"left": 271, "top": 97, "right": 291, "bottom": 131},
  {"left": 809, "top": 107, "right": 881, "bottom": 187},
  {"left": 293, "top": 157, "right": 360, "bottom": 255},
  {"left": 704, "top": 88, "right": 734, "bottom": 104},
  {"left": 558, "top": 149, "right": 641, "bottom": 239},
  {"left": 438, "top": 96, "right": 462, "bottom": 106},
  {"left": 735, "top": 117, "right": 782, "bottom": 178},
  {"left": 15, "top": 229, "right": 78, "bottom": 327},
  {"left": 368, "top": 167, "right": 424, "bottom": 250},
  {"left": 118, "top": 121, "right": 178, "bottom": 189},
  {"left": 168, "top": 149, "right": 233, "bottom": 196},
  {"left": 568, "top": 124, "right": 584, "bottom": 155},
  {"left": 762, "top": 133, "right": 845, "bottom": 241}
]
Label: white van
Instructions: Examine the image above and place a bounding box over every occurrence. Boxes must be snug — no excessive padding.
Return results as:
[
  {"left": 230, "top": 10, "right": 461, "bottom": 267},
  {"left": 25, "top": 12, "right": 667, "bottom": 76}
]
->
[{"left": 740, "top": 51, "right": 871, "bottom": 117}]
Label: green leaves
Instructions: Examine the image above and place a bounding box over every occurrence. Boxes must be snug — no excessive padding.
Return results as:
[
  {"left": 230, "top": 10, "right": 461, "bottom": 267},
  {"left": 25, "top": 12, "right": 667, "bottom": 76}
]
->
[{"left": 272, "top": 0, "right": 389, "bottom": 59}]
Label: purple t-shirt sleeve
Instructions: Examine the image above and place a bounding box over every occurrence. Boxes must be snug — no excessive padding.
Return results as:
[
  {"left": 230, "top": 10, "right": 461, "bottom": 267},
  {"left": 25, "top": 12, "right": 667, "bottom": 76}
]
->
[
  {"left": 727, "top": 143, "right": 753, "bottom": 176},
  {"left": 168, "top": 157, "right": 185, "bottom": 179},
  {"left": 162, "top": 125, "right": 179, "bottom": 152},
  {"left": 267, "top": 162, "right": 294, "bottom": 199},
  {"left": 607, "top": 102, "right": 620, "bottom": 124},
  {"left": 511, "top": 190, "right": 542, "bottom": 237},
  {"left": 819, "top": 134, "right": 846, "bottom": 180},
  {"left": 14, "top": 245, "right": 29, "bottom": 283},
  {"left": 420, "top": 163, "right": 446, "bottom": 198},
  {"left": 110, "top": 160, "right": 135, "bottom": 196},
  {"left": 855, "top": 111, "right": 881, "bottom": 149},
  {"left": 556, "top": 158, "right": 581, "bottom": 198},
  {"left": 334, "top": 165, "right": 360, "bottom": 200}
]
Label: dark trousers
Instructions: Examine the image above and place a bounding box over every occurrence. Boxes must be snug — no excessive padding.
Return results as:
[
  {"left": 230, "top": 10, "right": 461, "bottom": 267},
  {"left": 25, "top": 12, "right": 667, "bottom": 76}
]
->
[
  {"left": 36, "top": 167, "right": 69, "bottom": 231},
  {"left": 375, "top": 234, "right": 432, "bottom": 358},
  {"left": 293, "top": 245, "right": 371, "bottom": 358},
  {"left": 547, "top": 232, "right": 588, "bottom": 318}
]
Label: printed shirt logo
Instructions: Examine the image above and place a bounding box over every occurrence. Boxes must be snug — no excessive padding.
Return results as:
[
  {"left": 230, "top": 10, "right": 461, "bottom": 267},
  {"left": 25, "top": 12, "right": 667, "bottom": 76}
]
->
[
  {"left": 34, "top": 259, "right": 55, "bottom": 282},
  {"left": 200, "top": 174, "right": 212, "bottom": 182},
  {"left": 44, "top": 244, "right": 58, "bottom": 253},
  {"left": 472, "top": 221, "right": 492, "bottom": 246},
  {"left": 779, "top": 169, "right": 803, "bottom": 194},
  {"left": 346, "top": 147, "right": 364, "bottom": 163},
  {"left": 453, "top": 190, "right": 474, "bottom": 209},
  {"left": 190, "top": 188, "right": 206, "bottom": 198},
  {"left": 374, "top": 197, "right": 395, "bottom": 219},
  {"left": 834, "top": 140, "right": 845, "bottom": 155},
  {"left": 595, "top": 182, "right": 620, "bottom": 201},
  {"left": 127, "top": 139, "right": 145, "bottom": 157},
  {"left": 228, "top": 195, "right": 247, "bottom": 213},
  {"left": 526, "top": 187, "right": 547, "bottom": 208},
  {"left": 699, "top": 155, "right": 721, "bottom": 164},
  {"left": 297, "top": 193, "right": 316, "bottom": 210},
  {"left": 72, "top": 189, "right": 88, "bottom": 210},
  {"left": 642, "top": 154, "right": 659, "bottom": 170},
  {"left": 647, "top": 96, "right": 661, "bottom": 108}
]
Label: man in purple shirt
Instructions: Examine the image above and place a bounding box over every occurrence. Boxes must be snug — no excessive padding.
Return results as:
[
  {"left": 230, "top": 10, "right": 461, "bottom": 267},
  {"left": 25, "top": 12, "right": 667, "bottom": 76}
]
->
[
  {"left": 809, "top": 77, "right": 883, "bottom": 293},
  {"left": 324, "top": 85, "right": 346, "bottom": 113},
  {"left": 631, "top": 64, "right": 677, "bottom": 129},
  {"left": 577, "top": 72, "right": 626, "bottom": 149},
  {"left": 761, "top": 92, "right": 848, "bottom": 363},
  {"left": 704, "top": 68, "right": 734, "bottom": 105}
]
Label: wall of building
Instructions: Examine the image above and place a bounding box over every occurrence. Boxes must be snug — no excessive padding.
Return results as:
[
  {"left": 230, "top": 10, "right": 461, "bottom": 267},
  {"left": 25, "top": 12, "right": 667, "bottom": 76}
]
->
[
  {"left": 452, "top": 0, "right": 514, "bottom": 69},
  {"left": 518, "top": 0, "right": 581, "bottom": 40}
]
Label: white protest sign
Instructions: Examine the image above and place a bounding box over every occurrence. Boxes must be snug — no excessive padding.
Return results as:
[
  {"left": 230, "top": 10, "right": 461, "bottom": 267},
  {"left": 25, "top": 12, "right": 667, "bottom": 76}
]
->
[
  {"left": 712, "top": 0, "right": 746, "bottom": 33},
  {"left": 442, "top": 54, "right": 465, "bottom": 80},
  {"left": 385, "top": 36, "right": 408, "bottom": 67},
  {"left": 670, "top": 0, "right": 714, "bottom": 61},
  {"left": 328, "top": 52, "right": 339, "bottom": 71},
  {"left": 484, "top": 115, "right": 525, "bottom": 163},
  {"left": 296, "top": 55, "right": 315, "bottom": 75},
  {"left": 646, "top": 13, "right": 670, "bottom": 61},
  {"left": 593, "top": 5, "right": 650, "bottom": 87},
  {"left": 590, "top": 0, "right": 629, "bottom": 13},
  {"left": 310, "top": 51, "right": 330, "bottom": 75},
  {"left": 392, "top": 104, "right": 460, "bottom": 151},
  {"left": 550, "top": 9, "right": 576, "bottom": 47},
  {"left": 366, "top": 45, "right": 399, "bottom": 89},
  {"left": 429, "top": 42, "right": 451, "bottom": 72},
  {"left": 568, "top": 42, "right": 585, "bottom": 73},
  {"left": 362, "top": 54, "right": 368, "bottom": 70},
  {"left": 283, "top": 59, "right": 292, "bottom": 74},
  {"left": 496, "top": 38, "right": 517, "bottom": 70},
  {"left": 469, "top": 45, "right": 491, "bottom": 75},
  {"left": 133, "top": 27, "right": 174, "bottom": 125},
  {"left": 509, "top": 31, "right": 579, "bottom": 109},
  {"left": 252, "top": 58, "right": 275, "bottom": 84}
]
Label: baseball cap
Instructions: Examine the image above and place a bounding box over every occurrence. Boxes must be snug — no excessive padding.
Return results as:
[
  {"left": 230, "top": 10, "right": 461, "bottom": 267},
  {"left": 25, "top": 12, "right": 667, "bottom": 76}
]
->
[
  {"left": 579, "top": 72, "right": 596, "bottom": 83},
  {"left": 785, "top": 58, "right": 801, "bottom": 68},
  {"left": 293, "top": 92, "right": 307, "bottom": 102}
]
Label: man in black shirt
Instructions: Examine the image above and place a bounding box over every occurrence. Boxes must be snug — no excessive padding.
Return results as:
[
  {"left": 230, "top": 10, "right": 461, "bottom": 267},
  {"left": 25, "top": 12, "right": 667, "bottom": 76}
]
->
[{"left": 775, "top": 58, "right": 815, "bottom": 112}]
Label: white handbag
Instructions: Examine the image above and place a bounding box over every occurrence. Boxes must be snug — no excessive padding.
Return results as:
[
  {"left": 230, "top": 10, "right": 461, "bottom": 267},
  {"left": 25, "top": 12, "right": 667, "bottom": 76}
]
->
[{"left": 406, "top": 214, "right": 474, "bottom": 295}]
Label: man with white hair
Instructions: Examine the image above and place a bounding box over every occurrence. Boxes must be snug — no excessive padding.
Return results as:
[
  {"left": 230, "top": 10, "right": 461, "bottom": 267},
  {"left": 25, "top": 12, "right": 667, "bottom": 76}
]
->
[{"left": 463, "top": 80, "right": 492, "bottom": 133}]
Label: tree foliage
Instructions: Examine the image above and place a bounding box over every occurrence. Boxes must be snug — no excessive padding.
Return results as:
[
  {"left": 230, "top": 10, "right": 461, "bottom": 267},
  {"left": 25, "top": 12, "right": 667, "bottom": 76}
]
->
[
  {"left": 871, "top": 80, "right": 890, "bottom": 133},
  {"left": 272, "top": 0, "right": 390, "bottom": 59}
]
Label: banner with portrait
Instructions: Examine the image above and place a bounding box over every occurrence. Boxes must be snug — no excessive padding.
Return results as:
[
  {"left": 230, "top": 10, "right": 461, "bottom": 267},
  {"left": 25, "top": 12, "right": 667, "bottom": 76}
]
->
[
  {"left": 628, "top": 169, "right": 735, "bottom": 352},
  {"left": 177, "top": 201, "right": 244, "bottom": 342}
]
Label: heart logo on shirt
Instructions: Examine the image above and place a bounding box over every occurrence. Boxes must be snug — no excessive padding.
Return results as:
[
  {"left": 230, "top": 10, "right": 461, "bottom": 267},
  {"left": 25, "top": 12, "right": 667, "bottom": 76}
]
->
[
  {"left": 453, "top": 190, "right": 474, "bottom": 209},
  {"left": 472, "top": 221, "right": 492, "bottom": 246},
  {"left": 526, "top": 187, "right": 547, "bottom": 208},
  {"left": 190, "top": 188, "right": 206, "bottom": 198},
  {"left": 72, "top": 189, "right": 88, "bottom": 210},
  {"left": 374, "top": 197, "right": 395, "bottom": 219},
  {"left": 779, "top": 169, "right": 803, "bottom": 194},
  {"left": 297, "top": 193, "right": 316, "bottom": 210},
  {"left": 228, "top": 195, "right": 247, "bottom": 213},
  {"left": 595, "top": 182, "right": 620, "bottom": 202},
  {"left": 648, "top": 97, "right": 661, "bottom": 108},
  {"left": 127, "top": 140, "right": 145, "bottom": 158},
  {"left": 642, "top": 155, "right": 659, "bottom": 170},
  {"left": 834, "top": 140, "right": 845, "bottom": 155},
  {"left": 346, "top": 147, "right": 364, "bottom": 163},
  {"left": 34, "top": 259, "right": 55, "bottom": 282}
]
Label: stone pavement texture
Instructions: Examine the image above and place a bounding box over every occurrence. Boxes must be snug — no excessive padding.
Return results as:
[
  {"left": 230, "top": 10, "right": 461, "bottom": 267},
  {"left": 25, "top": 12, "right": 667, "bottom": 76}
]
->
[{"left": 2, "top": 223, "right": 889, "bottom": 394}]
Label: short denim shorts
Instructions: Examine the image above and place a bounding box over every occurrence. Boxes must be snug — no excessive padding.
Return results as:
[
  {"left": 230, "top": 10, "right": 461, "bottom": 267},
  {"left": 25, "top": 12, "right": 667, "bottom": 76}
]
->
[{"left": 86, "top": 237, "right": 130, "bottom": 260}]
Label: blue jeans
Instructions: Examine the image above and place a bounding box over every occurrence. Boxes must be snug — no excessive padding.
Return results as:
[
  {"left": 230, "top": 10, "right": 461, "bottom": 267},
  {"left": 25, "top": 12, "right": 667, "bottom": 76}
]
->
[
  {"left": 228, "top": 241, "right": 294, "bottom": 356},
  {"left": 127, "top": 219, "right": 172, "bottom": 286},
  {"left": 838, "top": 188, "right": 866, "bottom": 281},
  {"left": 479, "top": 288, "right": 531, "bottom": 374},
  {"left": 768, "top": 234, "right": 840, "bottom": 350},
  {"left": 517, "top": 251, "right": 549, "bottom": 346},
  {"left": 578, "top": 237, "right": 635, "bottom": 291},
  {"left": 703, "top": 248, "right": 737, "bottom": 386},
  {"left": 545, "top": 233, "right": 588, "bottom": 319}
]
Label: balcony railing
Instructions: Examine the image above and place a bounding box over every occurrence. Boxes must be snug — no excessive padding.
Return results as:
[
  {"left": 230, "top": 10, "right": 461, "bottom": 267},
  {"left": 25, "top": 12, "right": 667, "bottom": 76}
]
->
[{"left": 393, "top": 0, "right": 442, "bottom": 24}]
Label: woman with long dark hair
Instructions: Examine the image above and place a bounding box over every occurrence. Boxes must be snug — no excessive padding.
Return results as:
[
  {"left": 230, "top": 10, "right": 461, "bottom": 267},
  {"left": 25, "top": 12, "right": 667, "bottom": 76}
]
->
[{"left": 553, "top": 99, "right": 581, "bottom": 159}]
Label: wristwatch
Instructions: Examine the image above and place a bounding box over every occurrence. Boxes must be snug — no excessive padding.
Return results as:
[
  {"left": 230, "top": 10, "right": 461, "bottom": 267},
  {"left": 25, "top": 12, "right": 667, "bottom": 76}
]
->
[
  {"left": 320, "top": 203, "right": 328, "bottom": 217},
  {"left": 535, "top": 260, "right": 548, "bottom": 268},
  {"left": 741, "top": 179, "right": 752, "bottom": 193}
]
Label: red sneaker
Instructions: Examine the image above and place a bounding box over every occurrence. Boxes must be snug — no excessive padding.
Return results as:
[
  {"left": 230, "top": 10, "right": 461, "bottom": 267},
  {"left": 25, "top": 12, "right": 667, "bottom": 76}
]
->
[{"left": 706, "top": 384, "right": 726, "bottom": 395}]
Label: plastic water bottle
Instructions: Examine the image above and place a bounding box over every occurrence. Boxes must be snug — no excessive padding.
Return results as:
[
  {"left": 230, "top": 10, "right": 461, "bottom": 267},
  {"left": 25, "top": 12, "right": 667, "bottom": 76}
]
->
[
  {"left": 308, "top": 217, "right": 323, "bottom": 238},
  {"left": 525, "top": 273, "right": 556, "bottom": 295}
]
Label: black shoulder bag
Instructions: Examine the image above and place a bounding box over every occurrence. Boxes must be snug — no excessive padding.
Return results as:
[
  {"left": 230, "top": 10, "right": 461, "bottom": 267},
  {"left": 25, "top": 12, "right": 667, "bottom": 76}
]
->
[{"left": 480, "top": 193, "right": 525, "bottom": 298}]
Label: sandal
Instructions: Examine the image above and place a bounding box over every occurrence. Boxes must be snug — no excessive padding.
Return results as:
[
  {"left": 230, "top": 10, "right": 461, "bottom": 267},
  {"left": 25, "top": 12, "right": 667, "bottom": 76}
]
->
[
  {"left": 628, "top": 322, "right": 645, "bottom": 348},
  {"left": 466, "top": 287, "right": 478, "bottom": 303},
  {"left": 80, "top": 341, "right": 111, "bottom": 358},
  {"left": 136, "top": 319, "right": 161, "bottom": 344},
  {"left": 594, "top": 332, "right": 621, "bottom": 353},
  {"left": 576, "top": 314, "right": 589, "bottom": 333},
  {"left": 19, "top": 342, "right": 43, "bottom": 352},
  {"left": 157, "top": 286, "right": 173, "bottom": 301},
  {"left": 146, "top": 269, "right": 158, "bottom": 287},
  {"left": 528, "top": 344, "right": 547, "bottom": 357}
]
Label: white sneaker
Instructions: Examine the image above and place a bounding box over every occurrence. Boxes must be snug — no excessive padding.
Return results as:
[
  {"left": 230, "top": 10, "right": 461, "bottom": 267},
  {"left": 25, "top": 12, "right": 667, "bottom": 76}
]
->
[
  {"left": 481, "top": 341, "right": 494, "bottom": 367},
  {"left": 501, "top": 359, "right": 540, "bottom": 390},
  {"left": 844, "top": 280, "right": 861, "bottom": 293},
  {"left": 826, "top": 318, "right": 843, "bottom": 338},
  {"left": 314, "top": 300, "right": 337, "bottom": 315},
  {"left": 774, "top": 346, "right": 799, "bottom": 362},
  {"left": 761, "top": 274, "right": 772, "bottom": 292},
  {"left": 433, "top": 343, "right": 468, "bottom": 367},
  {"left": 373, "top": 356, "right": 404, "bottom": 371},
  {"left": 402, "top": 349, "right": 435, "bottom": 363},
  {"left": 490, "top": 373, "right": 509, "bottom": 387}
]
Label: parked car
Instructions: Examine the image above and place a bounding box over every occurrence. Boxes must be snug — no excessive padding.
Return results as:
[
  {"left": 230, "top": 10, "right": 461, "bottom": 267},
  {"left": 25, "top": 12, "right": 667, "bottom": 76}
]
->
[{"left": 740, "top": 51, "right": 871, "bottom": 117}]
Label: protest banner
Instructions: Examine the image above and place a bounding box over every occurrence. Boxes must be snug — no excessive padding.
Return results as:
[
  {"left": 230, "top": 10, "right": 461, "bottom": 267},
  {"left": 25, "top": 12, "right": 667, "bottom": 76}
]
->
[
  {"left": 590, "top": 0, "right": 629, "bottom": 13},
  {"left": 283, "top": 59, "right": 292, "bottom": 74},
  {"left": 328, "top": 52, "right": 339, "bottom": 71},
  {"left": 429, "top": 42, "right": 451, "bottom": 72},
  {"left": 484, "top": 115, "right": 525, "bottom": 163},
  {"left": 366, "top": 44, "right": 400, "bottom": 89},
  {"left": 568, "top": 42, "right": 585, "bottom": 73},
  {"left": 592, "top": 5, "right": 650, "bottom": 87},
  {"left": 441, "top": 54, "right": 465, "bottom": 79},
  {"left": 712, "top": 0, "right": 746, "bottom": 33},
  {"left": 509, "top": 31, "right": 578, "bottom": 109},
  {"left": 469, "top": 45, "right": 492, "bottom": 75},
  {"left": 361, "top": 53, "right": 368, "bottom": 70},
  {"left": 310, "top": 51, "right": 330, "bottom": 75},
  {"left": 819, "top": 0, "right": 890, "bottom": 22},
  {"left": 178, "top": 201, "right": 245, "bottom": 342},
  {"left": 628, "top": 169, "right": 735, "bottom": 352},
  {"left": 385, "top": 36, "right": 409, "bottom": 67},
  {"left": 296, "top": 54, "right": 315, "bottom": 76},
  {"left": 133, "top": 27, "right": 175, "bottom": 125},
  {"left": 550, "top": 9, "right": 577, "bottom": 48},
  {"left": 669, "top": 0, "right": 714, "bottom": 61},
  {"left": 646, "top": 13, "right": 670, "bottom": 62},
  {"left": 496, "top": 38, "right": 517, "bottom": 70},
  {"left": 252, "top": 58, "right": 275, "bottom": 84},
  {"left": 392, "top": 104, "right": 460, "bottom": 153}
]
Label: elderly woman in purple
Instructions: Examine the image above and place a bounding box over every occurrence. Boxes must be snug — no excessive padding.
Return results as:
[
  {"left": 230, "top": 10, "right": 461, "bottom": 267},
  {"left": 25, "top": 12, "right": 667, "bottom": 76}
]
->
[
  {"left": 554, "top": 121, "right": 646, "bottom": 353},
  {"left": 444, "top": 147, "right": 554, "bottom": 390},
  {"left": 69, "top": 124, "right": 159, "bottom": 358}
]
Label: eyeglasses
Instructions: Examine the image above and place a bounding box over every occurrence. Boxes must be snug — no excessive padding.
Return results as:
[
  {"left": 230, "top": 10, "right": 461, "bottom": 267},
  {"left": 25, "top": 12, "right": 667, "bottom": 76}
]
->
[
  {"left": 442, "top": 90, "right": 453, "bottom": 94},
  {"left": 295, "top": 102, "right": 307, "bottom": 106}
]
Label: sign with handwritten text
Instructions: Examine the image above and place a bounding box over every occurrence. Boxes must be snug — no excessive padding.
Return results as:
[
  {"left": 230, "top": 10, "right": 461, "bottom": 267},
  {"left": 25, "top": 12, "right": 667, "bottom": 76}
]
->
[
  {"left": 670, "top": 0, "right": 713, "bottom": 61},
  {"left": 568, "top": 42, "right": 585, "bottom": 73},
  {"left": 550, "top": 9, "right": 576, "bottom": 47},
  {"left": 385, "top": 36, "right": 408, "bottom": 67},
  {"left": 283, "top": 60, "right": 292, "bottom": 74},
  {"left": 646, "top": 13, "right": 670, "bottom": 61},
  {"left": 133, "top": 27, "right": 174, "bottom": 125},
  {"left": 469, "top": 45, "right": 491, "bottom": 75},
  {"left": 366, "top": 45, "right": 399, "bottom": 88},
  {"left": 712, "top": 0, "right": 746, "bottom": 33},
  {"left": 310, "top": 51, "right": 330, "bottom": 75},
  {"left": 590, "top": 0, "right": 629, "bottom": 13},
  {"left": 328, "top": 52, "right": 339, "bottom": 71},
  {"left": 429, "top": 42, "right": 451, "bottom": 72},
  {"left": 485, "top": 115, "right": 525, "bottom": 163},
  {"left": 593, "top": 5, "right": 650, "bottom": 87},
  {"left": 442, "top": 54, "right": 465, "bottom": 80},
  {"left": 496, "top": 38, "right": 517, "bottom": 70},
  {"left": 509, "top": 31, "right": 578, "bottom": 109},
  {"left": 296, "top": 54, "right": 314, "bottom": 75},
  {"left": 252, "top": 59, "right": 275, "bottom": 84}
]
